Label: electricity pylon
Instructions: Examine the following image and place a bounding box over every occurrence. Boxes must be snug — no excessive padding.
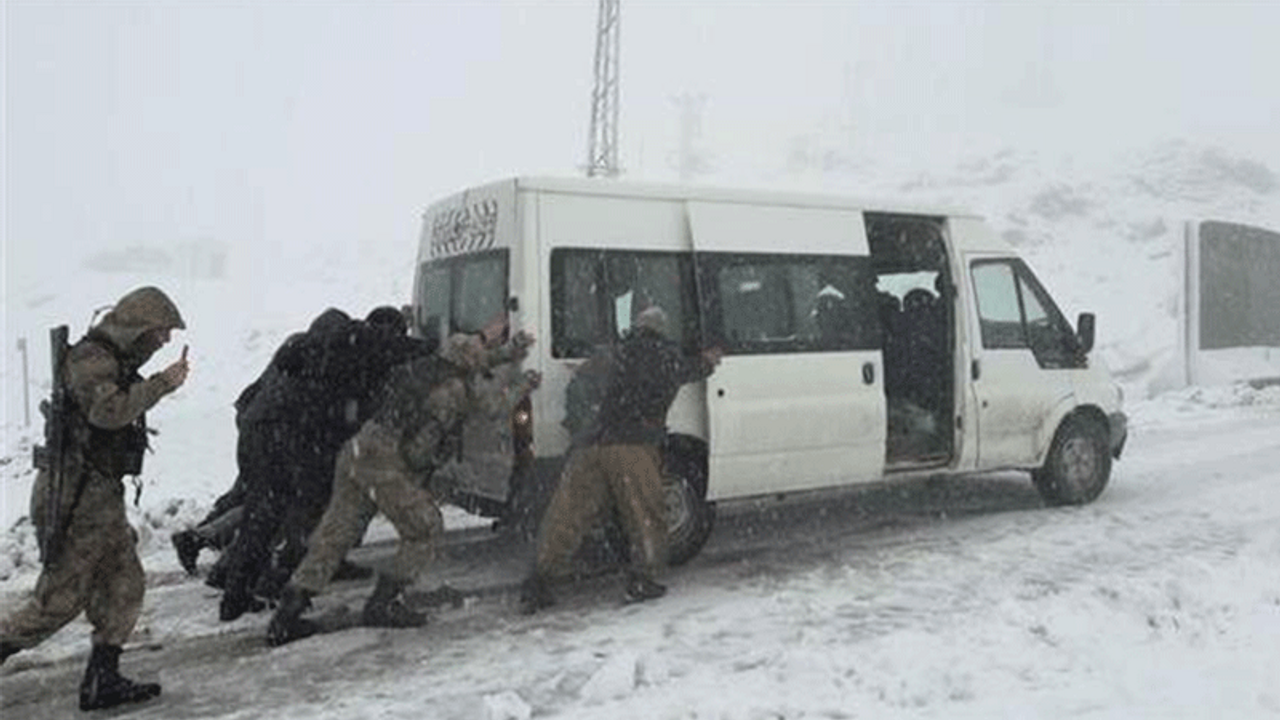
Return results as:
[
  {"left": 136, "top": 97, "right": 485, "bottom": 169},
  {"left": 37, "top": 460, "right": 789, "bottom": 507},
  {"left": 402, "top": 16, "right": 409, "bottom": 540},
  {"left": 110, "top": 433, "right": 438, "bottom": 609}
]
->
[{"left": 586, "top": 0, "right": 621, "bottom": 178}]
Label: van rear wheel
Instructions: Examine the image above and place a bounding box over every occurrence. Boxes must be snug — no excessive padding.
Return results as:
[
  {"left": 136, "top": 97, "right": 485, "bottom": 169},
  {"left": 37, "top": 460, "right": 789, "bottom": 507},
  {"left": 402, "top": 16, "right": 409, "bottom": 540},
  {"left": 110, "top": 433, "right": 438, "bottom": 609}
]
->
[
  {"left": 664, "top": 454, "right": 715, "bottom": 566},
  {"left": 1033, "top": 415, "right": 1111, "bottom": 506}
]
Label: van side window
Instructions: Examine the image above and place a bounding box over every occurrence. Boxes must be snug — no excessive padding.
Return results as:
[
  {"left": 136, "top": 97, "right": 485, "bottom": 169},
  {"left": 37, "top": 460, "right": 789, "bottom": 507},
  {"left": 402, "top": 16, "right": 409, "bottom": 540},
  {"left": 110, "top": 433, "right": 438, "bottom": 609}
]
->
[
  {"left": 550, "top": 249, "right": 698, "bottom": 358},
  {"left": 699, "top": 253, "right": 879, "bottom": 355},
  {"left": 971, "top": 259, "right": 1082, "bottom": 368}
]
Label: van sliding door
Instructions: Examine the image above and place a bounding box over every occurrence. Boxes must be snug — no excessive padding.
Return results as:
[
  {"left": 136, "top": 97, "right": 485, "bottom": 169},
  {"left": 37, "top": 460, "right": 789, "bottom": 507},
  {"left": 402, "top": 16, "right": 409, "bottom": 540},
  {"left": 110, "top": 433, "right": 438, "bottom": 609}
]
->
[{"left": 688, "top": 201, "right": 887, "bottom": 500}]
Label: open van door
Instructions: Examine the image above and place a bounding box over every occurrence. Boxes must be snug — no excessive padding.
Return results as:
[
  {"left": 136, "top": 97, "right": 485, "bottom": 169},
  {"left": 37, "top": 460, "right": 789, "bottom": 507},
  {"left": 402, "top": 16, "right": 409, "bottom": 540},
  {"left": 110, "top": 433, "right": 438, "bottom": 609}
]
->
[{"left": 688, "top": 201, "right": 887, "bottom": 499}]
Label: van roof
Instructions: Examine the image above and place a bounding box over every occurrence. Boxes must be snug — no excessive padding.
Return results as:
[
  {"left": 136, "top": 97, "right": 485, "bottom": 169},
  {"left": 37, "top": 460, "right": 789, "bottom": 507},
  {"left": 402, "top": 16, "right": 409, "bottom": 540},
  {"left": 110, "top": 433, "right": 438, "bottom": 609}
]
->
[{"left": 500, "top": 175, "right": 983, "bottom": 219}]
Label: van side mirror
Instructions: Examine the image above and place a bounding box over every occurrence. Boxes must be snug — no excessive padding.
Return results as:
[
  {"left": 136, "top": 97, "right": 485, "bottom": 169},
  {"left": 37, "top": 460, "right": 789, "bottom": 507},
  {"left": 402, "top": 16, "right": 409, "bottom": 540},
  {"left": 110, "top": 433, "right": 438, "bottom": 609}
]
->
[{"left": 1076, "top": 312, "right": 1096, "bottom": 354}]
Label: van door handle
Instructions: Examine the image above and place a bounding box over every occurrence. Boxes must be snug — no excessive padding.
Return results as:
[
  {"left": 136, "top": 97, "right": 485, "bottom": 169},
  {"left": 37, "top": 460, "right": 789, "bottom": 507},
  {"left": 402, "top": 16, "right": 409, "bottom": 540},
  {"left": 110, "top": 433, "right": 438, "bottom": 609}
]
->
[
  {"left": 862, "top": 362, "right": 875, "bottom": 385},
  {"left": 971, "top": 359, "right": 981, "bottom": 381}
]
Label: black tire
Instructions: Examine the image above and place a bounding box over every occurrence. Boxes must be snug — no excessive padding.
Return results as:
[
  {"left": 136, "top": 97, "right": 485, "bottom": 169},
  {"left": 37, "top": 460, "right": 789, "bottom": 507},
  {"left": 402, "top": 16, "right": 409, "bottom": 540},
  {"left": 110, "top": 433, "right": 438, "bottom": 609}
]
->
[
  {"left": 1033, "top": 414, "right": 1111, "bottom": 506},
  {"left": 663, "top": 452, "right": 715, "bottom": 566}
]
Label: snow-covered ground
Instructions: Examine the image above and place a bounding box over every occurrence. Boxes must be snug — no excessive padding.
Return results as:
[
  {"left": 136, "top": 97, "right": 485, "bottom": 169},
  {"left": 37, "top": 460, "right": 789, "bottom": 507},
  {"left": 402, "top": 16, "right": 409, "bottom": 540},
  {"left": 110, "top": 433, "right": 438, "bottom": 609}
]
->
[{"left": 4, "top": 141, "right": 1280, "bottom": 717}]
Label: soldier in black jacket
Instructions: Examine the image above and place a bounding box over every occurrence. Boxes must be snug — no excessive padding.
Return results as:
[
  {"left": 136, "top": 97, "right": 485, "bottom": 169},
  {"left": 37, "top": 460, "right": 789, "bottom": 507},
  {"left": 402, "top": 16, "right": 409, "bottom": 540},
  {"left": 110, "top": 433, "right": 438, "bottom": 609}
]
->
[
  {"left": 174, "top": 307, "right": 421, "bottom": 582},
  {"left": 217, "top": 307, "right": 434, "bottom": 621},
  {"left": 519, "top": 307, "right": 721, "bottom": 613}
]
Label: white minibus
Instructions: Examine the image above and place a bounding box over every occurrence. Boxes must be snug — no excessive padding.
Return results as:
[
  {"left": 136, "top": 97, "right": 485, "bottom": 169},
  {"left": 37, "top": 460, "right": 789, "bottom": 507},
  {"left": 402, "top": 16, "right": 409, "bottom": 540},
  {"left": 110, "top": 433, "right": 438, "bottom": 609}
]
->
[{"left": 412, "top": 177, "right": 1128, "bottom": 564}]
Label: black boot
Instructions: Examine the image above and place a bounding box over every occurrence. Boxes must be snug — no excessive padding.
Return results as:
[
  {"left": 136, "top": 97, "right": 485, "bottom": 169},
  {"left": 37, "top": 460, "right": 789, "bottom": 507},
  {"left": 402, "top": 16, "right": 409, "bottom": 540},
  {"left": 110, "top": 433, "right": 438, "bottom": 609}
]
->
[
  {"left": 219, "top": 590, "right": 266, "bottom": 622},
  {"left": 79, "top": 644, "right": 161, "bottom": 711},
  {"left": 204, "top": 555, "right": 229, "bottom": 591},
  {"left": 517, "top": 574, "right": 556, "bottom": 616},
  {"left": 361, "top": 574, "right": 427, "bottom": 628},
  {"left": 1, "top": 640, "right": 21, "bottom": 666},
  {"left": 266, "top": 586, "right": 317, "bottom": 647},
  {"left": 171, "top": 530, "right": 202, "bottom": 576},
  {"left": 624, "top": 571, "right": 667, "bottom": 603}
]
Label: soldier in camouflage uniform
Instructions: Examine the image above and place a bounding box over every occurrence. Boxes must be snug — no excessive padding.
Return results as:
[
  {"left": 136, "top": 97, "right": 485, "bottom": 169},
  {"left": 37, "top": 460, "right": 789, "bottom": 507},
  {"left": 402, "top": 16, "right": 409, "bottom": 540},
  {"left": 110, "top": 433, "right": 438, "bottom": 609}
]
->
[
  {"left": 519, "top": 307, "right": 721, "bottom": 613},
  {"left": 431, "top": 349, "right": 541, "bottom": 501},
  {"left": 0, "top": 286, "right": 189, "bottom": 712},
  {"left": 266, "top": 330, "right": 535, "bottom": 647}
]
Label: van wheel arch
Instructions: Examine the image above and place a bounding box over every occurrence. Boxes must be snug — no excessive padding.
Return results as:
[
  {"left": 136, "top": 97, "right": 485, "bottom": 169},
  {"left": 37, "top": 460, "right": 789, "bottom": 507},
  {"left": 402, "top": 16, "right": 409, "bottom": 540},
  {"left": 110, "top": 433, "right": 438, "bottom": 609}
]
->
[
  {"left": 664, "top": 434, "right": 715, "bottom": 566},
  {"left": 1032, "top": 410, "right": 1111, "bottom": 506}
]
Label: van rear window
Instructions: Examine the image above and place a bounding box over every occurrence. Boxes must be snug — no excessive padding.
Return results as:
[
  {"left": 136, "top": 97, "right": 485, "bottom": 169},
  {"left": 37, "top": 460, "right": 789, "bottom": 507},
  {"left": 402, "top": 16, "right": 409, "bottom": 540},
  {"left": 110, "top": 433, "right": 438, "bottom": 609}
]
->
[{"left": 415, "top": 249, "right": 509, "bottom": 346}]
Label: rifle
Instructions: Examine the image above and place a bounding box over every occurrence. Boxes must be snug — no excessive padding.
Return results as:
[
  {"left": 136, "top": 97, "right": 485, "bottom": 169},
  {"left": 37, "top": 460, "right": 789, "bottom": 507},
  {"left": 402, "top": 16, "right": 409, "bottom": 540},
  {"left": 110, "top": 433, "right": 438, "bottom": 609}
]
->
[{"left": 31, "top": 325, "right": 71, "bottom": 564}]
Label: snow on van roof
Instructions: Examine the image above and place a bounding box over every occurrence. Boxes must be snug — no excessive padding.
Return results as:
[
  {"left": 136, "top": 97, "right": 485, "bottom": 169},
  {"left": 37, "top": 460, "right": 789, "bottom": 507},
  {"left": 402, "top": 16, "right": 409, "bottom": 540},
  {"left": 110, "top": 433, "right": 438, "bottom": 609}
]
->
[{"left": 492, "top": 175, "right": 983, "bottom": 219}]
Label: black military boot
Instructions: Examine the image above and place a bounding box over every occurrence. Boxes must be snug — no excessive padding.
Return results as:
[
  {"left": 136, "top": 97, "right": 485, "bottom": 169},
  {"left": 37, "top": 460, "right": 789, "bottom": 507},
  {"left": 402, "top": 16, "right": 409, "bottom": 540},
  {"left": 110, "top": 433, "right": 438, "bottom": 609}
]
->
[
  {"left": 517, "top": 574, "right": 556, "bottom": 616},
  {"left": 361, "top": 575, "right": 427, "bottom": 628},
  {"left": 220, "top": 589, "right": 266, "bottom": 622},
  {"left": 204, "top": 555, "right": 229, "bottom": 591},
  {"left": 171, "top": 530, "right": 203, "bottom": 576},
  {"left": 266, "top": 585, "right": 318, "bottom": 647},
  {"left": 624, "top": 571, "right": 667, "bottom": 603},
  {"left": 78, "top": 644, "right": 161, "bottom": 711}
]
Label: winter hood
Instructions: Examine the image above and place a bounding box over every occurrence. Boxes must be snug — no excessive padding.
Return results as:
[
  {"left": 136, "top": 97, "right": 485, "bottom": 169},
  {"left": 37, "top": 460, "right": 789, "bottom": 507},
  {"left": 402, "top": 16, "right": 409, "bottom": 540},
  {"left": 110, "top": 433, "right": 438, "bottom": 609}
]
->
[{"left": 93, "top": 286, "right": 185, "bottom": 355}]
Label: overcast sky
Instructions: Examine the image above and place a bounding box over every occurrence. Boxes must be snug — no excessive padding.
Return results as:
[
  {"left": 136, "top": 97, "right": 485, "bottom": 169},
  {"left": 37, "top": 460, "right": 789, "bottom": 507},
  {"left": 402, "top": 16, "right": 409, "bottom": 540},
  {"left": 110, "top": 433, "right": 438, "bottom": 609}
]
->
[{"left": 4, "top": 0, "right": 1280, "bottom": 285}]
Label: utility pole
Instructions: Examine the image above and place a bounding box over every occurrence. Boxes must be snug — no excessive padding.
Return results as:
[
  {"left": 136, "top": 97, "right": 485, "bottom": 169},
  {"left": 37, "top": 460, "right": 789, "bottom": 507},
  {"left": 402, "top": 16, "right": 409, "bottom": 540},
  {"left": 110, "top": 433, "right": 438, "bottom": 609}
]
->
[{"left": 586, "top": 0, "right": 621, "bottom": 178}]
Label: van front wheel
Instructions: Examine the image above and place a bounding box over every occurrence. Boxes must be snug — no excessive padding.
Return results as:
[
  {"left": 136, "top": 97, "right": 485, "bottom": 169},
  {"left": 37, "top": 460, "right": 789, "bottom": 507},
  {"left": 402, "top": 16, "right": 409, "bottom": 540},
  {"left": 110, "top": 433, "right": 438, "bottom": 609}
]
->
[
  {"left": 1033, "top": 415, "right": 1111, "bottom": 506},
  {"left": 664, "top": 455, "right": 715, "bottom": 566}
]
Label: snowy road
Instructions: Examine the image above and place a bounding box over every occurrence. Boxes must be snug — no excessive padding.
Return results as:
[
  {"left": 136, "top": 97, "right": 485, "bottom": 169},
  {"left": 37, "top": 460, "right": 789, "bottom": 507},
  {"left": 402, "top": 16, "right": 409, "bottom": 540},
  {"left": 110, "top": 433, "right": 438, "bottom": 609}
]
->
[{"left": 4, "top": 396, "right": 1280, "bottom": 718}]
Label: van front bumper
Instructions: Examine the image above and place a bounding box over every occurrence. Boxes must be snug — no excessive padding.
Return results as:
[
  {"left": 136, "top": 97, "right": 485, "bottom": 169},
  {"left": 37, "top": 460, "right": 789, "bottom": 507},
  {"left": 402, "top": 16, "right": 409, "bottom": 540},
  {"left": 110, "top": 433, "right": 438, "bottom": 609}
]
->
[{"left": 1109, "top": 412, "right": 1128, "bottom": 459}]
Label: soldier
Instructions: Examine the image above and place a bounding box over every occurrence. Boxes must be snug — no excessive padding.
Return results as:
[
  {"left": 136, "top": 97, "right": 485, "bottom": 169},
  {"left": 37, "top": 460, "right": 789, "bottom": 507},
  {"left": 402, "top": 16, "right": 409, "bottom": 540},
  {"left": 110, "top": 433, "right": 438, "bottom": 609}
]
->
[
  {"left": 266, "top": 329, "right": 536, "bottom": 647},
  {"left": 0, "top": 286, "right": 189, "bottom": 712},
  {"left": 175, "top": 306, "right": 423, "bottom": 586},
  {"left": 217, "top": 307, "right": 434, "bottom": 621},
  {"left": 519, "top": 306, "right": 721, "bottom": 613},
  {"left": 432, "top": 316, "right": 542, "bottom": 504}
]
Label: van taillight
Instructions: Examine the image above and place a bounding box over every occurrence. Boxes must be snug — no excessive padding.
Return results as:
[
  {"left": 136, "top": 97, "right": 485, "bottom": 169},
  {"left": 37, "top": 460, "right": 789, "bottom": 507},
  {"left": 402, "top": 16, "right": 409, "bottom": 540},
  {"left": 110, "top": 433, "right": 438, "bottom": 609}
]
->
[{"left": 513, "top": 396, "right": 534, "bottom": 458}]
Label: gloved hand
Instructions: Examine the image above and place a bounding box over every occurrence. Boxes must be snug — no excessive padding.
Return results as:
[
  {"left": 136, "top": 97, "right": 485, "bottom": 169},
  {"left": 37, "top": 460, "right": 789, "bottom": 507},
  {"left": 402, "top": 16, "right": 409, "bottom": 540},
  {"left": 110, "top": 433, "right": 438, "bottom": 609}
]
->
[{"left": 523, "top": 369, "right": 542, "bottom": 390}]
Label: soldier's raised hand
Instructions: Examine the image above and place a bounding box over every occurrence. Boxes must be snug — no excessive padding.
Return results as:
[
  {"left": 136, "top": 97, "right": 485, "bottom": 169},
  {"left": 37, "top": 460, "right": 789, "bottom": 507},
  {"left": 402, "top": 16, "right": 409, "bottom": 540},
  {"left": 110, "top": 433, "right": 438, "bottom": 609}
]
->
[{"left": 159, "top": 345, "right": 190, "bottom": 391}]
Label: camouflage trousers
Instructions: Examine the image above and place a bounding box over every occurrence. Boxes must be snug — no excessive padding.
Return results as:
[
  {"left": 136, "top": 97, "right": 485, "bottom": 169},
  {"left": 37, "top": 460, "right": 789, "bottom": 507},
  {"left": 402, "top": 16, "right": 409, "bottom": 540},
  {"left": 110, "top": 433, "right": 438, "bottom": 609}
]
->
[
  {"left": 0, "top": 472, "right": 145, "bottom": 650},
  {"left": 534, "top": 443, "right": 668, "bottom": 581},
  {"left": 291, "top": 423, "right": 443, "bottom": 595}
]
